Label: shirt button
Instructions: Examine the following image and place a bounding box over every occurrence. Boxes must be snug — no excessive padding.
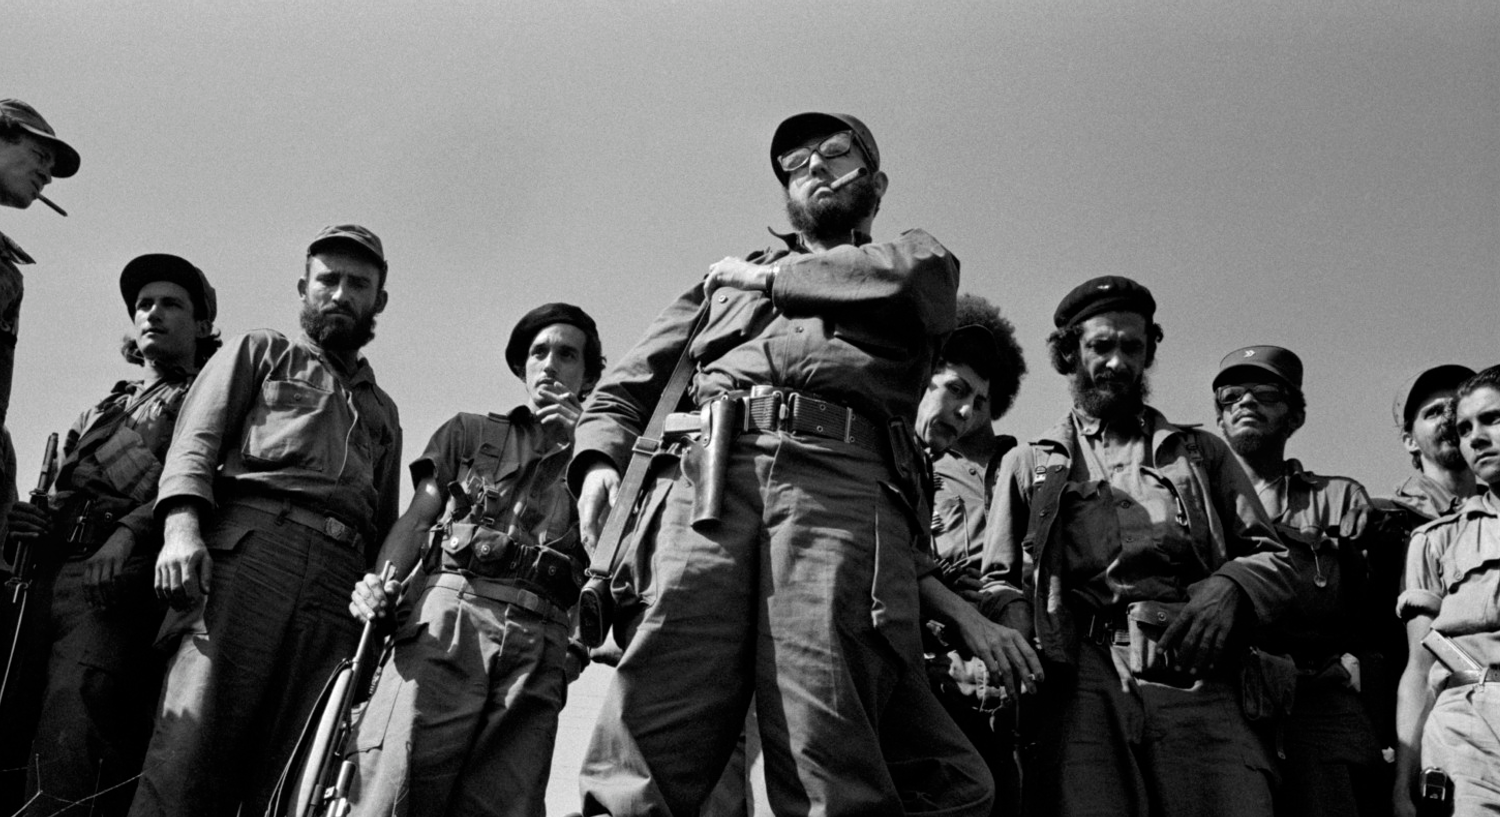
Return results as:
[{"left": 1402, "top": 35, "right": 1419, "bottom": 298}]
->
[
  {"left": 717, "top": 295, "right": 728, "bottom": 303},
  {"left": 795, "top": 326, "right": 804, "bottom": 333}
]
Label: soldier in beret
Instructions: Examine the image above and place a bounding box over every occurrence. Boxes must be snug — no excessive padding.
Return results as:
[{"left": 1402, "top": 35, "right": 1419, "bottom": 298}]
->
[
  {"left": 978, "top": 276, "right": 1297, "bottom": 816},
  {"left": 344, "top": 303, "right": 602, "bottom": 817}
]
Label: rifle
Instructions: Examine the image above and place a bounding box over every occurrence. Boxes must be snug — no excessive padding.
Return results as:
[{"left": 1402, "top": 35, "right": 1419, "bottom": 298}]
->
[
  {"left": 0, "top": 432, "right": 59, "bottom": 709},
  {"left": 266, "top": 562, "right": 395, "bottom": 817}
]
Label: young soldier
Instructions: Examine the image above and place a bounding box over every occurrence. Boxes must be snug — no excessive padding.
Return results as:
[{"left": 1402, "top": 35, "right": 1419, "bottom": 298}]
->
[
  {"left": 980, "top": 277, "right": 1296, "bottom": 817},
  {"left": 573, "top": 112, "right": 990, "bottom": 816},
  {"left": 6, "top": 255, "right": 216, "bottom": 817},
  {"left": 1212, "top": 345, "right": 1383, "bottom": 817},
  {"left": 344, "top": 303, "right": 601, "bottom": 817},
  {"left": 130, "top": 225, "right": 402, "bottom": 817},
  {"left": 1394, "top": 365, "right": 1500, "bottom": 815}
]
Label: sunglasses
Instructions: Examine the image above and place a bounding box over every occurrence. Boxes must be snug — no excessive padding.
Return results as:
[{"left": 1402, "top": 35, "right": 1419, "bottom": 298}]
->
[
  {"left": 777, "top": 131, "right": 855, "bottom": 174},
  {"left": 1215, "top": 385, "right": 1289, "bottom": 408}
]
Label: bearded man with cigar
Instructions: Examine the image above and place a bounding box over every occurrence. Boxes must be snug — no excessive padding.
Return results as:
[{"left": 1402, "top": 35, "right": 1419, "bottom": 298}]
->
[
  {"left": 129, "top": 225, "right": 402, "bottom": 817},
  {"left": 572, "top": 112, "right": 992, "bottom": 816},
  {"left": 979, "top": 277, "right": 1297, "bottom": 817}
]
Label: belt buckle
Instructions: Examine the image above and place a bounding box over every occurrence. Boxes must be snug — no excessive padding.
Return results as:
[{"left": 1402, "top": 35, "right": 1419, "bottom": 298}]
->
[{"left": 324, "top": 516, "right": 352, "bottom": 545}]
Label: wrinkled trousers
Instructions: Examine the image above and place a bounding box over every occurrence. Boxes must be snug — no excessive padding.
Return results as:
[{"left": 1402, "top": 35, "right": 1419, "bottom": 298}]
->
[
  {"left": 23, "top": 554, "right": 163, "bottom": 817},
  {"left": 347, "top": 571, "right": 570, "bottom": 817},
  {"left": 579, "top": 431, "right": 977, "bottom": 817},
  {"left": 127, "top": 502, "right": 365, "bottom": 817},
  {"left": 1422, "top": 683, "right": 1500, "bottom": 814},
  {"left": 1024, "top": 639, "right": 1277, "bottom": 817}
]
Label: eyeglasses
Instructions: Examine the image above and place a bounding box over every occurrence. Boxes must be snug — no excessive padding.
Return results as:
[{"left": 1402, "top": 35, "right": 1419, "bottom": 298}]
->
[
  {"left": 1215, "top": 385, "right": 1289, "bottom": 408},
  {"left": 777, "top": 131, "right": 855, "bottom": 174}
]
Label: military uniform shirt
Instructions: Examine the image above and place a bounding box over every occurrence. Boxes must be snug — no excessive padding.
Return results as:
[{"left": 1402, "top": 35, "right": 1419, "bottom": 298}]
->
[{"left": 156, "top": 329, "right": 402, "bottom": 547}]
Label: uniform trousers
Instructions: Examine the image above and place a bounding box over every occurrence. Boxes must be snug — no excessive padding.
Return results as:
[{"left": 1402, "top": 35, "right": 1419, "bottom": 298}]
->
[
  {"left": 1422, "top": 683, "right": 1500, "bottom": 814},
  {"left": 1024, "top": 638, "right": 1276, "bottom": 817},
  {"left": 22, "top": 554, "right": 162, "bottom": 817},
  {"left": 127, "top": 502, "right": 364, "bottom": 817},
  {"left": 579, "top": 432, "right": 990, "bottom": 817},
  {"left": 347, "top": 571, "right": 570, "bottom": 817},
  {"left": 1275, "top": 680, "right": 1386, "bottom": 817}
]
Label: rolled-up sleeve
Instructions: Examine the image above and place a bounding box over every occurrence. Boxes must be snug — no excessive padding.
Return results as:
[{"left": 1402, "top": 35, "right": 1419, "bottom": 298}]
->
[
  {"left": 155, "top": 333, "right": 265, "bottom": 514},
  {"left": 1396, "top": 529, "right": 1445, "bottom": 620}
]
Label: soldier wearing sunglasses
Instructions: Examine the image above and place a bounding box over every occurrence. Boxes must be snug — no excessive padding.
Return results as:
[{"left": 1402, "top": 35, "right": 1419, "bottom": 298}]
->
[
  {"left": 1213, "top": 345, "right": 1387, "bottom": 817},
  {"left": 571, "top": 112, "right": 991, "bottom": 816}
]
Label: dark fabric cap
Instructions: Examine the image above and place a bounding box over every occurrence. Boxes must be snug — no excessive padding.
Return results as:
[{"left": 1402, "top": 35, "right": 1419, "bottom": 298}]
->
[
  {"left": 941, "top": 325, "right": 1003, "bottom": 384},
  {"left": 506, "top": 303, "right": 600, "bottom": 379},
  {"left": 1053, "top": 276, "right": 1156, "bottom": 328},
  {"left": 119, "top": 254, "right": 217, "bottom": 323},
  {"left": 0, "top": 99, "right": 80, "bottom": 178},
  {"left": 308, "top": 223, "right": 387, "bottom": 272},
  {"left": 1394, "top": 364, "right": 1476, "bottom": 428},
  {"left": 1213, "top": 345, "right": 1304, "bottom": 391},
  {"left": 770, "top": 112, "right": 879, "bottom": 186}
]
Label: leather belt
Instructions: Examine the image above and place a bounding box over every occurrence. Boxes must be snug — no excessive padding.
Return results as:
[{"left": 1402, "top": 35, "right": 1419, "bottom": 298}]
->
[
  {"left": 665, "top": 387, "right": 884, "bottom": 454},
  {"left": 424, "top": 571, "right": 571, "bottom": 628},
  {"left": 228, "top": 494, "right": 365, "bottom": 552},
  {"left": 1443, "top": 666, "right": 1500, "bottom": 690}
]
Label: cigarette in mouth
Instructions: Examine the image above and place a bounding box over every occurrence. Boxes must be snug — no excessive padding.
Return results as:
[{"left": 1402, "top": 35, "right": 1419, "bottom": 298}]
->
[
  {"left": 828, "top": 167, "right": 868, "bottom": 191},
  {"left": 37, "top": 194, "right": 67, "bottom": 217}
]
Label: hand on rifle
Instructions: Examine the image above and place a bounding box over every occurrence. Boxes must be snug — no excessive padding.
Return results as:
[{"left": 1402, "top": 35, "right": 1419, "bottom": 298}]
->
[
  {"left": 83, "top": 528, "right": 136, "bottom": 610},
  {"left": 577, "top": 460, "right": 621, "bottom": 555},
  {"left": 7, "top": 500, "right": 52, "bottom": 543},
  {"left": 349, "top": 572, "right": 404, "bottom": 623}
]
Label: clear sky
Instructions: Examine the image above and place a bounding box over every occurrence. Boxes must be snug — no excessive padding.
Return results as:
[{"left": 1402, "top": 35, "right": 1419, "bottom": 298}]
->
[{"left": 5, "top": 1, "right": 1496, "bottom": 502}]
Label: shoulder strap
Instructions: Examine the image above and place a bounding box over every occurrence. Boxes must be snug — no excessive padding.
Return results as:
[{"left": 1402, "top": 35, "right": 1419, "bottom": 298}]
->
[{"left": 586, "top": 303, "right": 710, "bottom": 579}]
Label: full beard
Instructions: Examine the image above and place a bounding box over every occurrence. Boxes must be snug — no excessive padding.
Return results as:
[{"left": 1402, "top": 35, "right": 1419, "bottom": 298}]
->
[
  {"left": 301, "top": 302, "right": 377, "bottom": 351},
  {"left": 784, "top": 172, "right": 880, "bottom": 245},
  {"left": 1071, "top": 370, "right": 1149, "bottom": 423}
]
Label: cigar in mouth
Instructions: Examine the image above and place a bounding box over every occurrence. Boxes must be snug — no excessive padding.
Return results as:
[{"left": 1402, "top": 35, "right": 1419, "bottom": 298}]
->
[
  {"left": 37, "top": 194, "right": 67, "bottom": 217},
  {"left": 828, "top": 166, "right": 868, "bottom": 192}
]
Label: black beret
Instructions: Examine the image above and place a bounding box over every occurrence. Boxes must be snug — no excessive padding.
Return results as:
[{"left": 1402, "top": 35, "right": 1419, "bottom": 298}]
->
[
  {"left": 505, "top": 303, "right": 600, "bottom": 379},
  {"left": 1053, "top": 275, "right": 1156, "bottom": 328}
]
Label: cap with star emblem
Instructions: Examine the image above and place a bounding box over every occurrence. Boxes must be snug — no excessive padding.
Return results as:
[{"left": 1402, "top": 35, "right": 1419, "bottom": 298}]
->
[
  {"left": 1212, "top": 345, "right": 1303, "bottom": 390},
  {"left": 1052, "top": 275, "right": 1156, "bottom": 328}
]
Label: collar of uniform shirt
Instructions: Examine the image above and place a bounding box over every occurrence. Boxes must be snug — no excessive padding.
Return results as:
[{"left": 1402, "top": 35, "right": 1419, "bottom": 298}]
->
[
  {"left": 768, "top": 227, "right": 873, "bottom": 253},
  {"left": 1071, "top": 406, "right": 1148, "bottom": 439}
]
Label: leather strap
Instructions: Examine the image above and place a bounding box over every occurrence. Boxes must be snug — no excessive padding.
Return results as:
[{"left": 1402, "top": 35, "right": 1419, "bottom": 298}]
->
[{"left": 584, "top": 303, "right": 709, "bottom": 582}]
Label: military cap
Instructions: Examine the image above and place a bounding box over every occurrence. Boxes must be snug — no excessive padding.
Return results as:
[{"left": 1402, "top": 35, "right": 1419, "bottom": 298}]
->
[
  {"left": 1053, "top": 276, "right": 1155, "bottom": 328},
  {"left": 770, "top": 112, "right": 879, "bottom": 187},
  {"left": 308, "top": 224, "right": 387, "bottom": 273},
  {"left": 506, "top": 302, "right": 600, "bottom": 379},
  {"left": 1393, "top": 364, "right": 1475, "bottom": 429},
  {"left": 1213, "top": 345, "right": 1303, "bottom": 391},
  {"left": 0, "top": 99, "right": 80, "bottom": 179},
  {"left": 119, "top": 254, "right": 217, "bottom": 323}
]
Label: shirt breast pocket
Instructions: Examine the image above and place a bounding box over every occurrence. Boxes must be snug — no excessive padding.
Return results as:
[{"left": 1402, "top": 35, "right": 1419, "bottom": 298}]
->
[{"left": 242, "top": 379, "right": 337, "bottom": 472}]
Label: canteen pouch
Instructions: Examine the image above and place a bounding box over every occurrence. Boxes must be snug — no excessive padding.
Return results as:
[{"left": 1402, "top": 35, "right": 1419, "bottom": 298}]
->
[{"left": 1239, "top": 646, "right": 1298, "bottom": 722}]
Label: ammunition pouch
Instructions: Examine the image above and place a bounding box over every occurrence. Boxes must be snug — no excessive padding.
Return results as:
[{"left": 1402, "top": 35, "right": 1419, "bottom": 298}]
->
[{"left": 425, "top": 522, "right": 584, "bottom": 610}]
